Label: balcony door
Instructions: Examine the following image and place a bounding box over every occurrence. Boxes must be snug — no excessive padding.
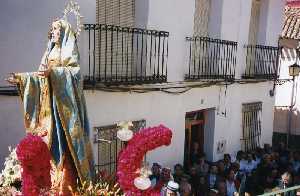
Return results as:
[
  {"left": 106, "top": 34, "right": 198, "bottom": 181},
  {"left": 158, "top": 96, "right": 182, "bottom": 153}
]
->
[
  {"left": 96, "top": 0, "right": 135, "bottom": 80},
  {"left": 246, "top": 0, "right": 262, "bottom": 76},
  {"left": 193, "top": 0, "right": 223, "bottom": 78}
]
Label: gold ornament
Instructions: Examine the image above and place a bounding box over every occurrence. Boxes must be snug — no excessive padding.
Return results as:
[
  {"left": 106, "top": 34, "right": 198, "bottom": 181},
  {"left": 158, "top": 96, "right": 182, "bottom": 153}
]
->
[{"left": 62, "top": 0, "right": 83, "bottom": 37}]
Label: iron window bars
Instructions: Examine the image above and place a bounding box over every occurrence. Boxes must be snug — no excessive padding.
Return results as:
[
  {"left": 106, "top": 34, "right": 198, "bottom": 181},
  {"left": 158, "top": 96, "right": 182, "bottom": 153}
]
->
[
  {"left": 93, "top": 119, "right": 146, "bottom": 178},
  {"left": 241, "top": 102, "right": 262, "bottom": 152}
]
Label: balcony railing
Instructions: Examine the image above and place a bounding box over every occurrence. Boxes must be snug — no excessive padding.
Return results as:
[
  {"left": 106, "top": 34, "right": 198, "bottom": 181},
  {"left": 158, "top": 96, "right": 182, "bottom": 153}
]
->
[
  {"left": 84, "top": 24, "right": 169, "bottom": 86},
  {"left": 185, "top": 36, "right": 237, "bottom": 81},
  {"left": 243, "top": 45, "right": 280, "bottom": 80}
]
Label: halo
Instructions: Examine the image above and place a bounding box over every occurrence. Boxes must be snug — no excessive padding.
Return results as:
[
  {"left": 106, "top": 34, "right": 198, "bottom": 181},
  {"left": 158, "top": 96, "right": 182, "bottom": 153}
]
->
[{"left": 62, "top": 0, "right": 83, "bottom": 37}]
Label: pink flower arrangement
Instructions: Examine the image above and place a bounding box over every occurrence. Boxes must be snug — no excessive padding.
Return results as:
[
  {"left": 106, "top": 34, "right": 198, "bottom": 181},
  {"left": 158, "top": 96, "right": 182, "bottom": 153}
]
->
[
  {"left": 16, "top": 134, "right": 51, "bottom": 196},
  {"left": 287, "top": 0, "right": 300, "bottom": 7},
  {"left": 116, "top": 124, "right": 172, "bottom": 195}
]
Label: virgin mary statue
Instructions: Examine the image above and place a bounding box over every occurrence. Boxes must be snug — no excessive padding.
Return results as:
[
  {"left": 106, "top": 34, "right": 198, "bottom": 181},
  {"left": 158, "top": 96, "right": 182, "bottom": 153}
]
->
[{"left": 7, "top": 19, "right": 94, "bottom": 194}]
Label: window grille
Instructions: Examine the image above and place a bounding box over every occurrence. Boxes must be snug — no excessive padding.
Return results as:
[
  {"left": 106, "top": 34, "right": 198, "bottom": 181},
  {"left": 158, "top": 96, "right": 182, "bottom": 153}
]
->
[
  {"left": 93, "top": 119, "right": 146, "bottom": 177},
  {"left": 241, "top": 102, "right": 262, "bottom": 152}
]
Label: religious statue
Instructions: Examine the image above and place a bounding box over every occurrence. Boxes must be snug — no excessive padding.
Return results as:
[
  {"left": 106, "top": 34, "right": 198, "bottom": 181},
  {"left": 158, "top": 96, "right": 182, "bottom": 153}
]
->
[{"left": 7, "top": 13, "right": 94, "bottom": 195}]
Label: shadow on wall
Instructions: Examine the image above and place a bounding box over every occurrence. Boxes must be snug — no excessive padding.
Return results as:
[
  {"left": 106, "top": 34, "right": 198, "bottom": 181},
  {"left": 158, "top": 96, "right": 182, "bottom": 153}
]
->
[
  {"left": 273, "top": 106, "right": 300, "bottom": 149},
  {"left": 274, "top": 106, "right": 300, "bottom": 134}
]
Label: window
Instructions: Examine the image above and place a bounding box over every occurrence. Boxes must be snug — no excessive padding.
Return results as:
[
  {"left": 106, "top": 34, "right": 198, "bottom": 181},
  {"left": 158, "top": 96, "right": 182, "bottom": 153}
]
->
[
  {"left": 189, "top": 0, "right": 237, "bottom": 80},
  {"left": 94, "top": 119, "right": 146, "bottom": 176},
  {"left": 95, "top": 0, "right": 135, "bottom": 79},
  {"left": 241, "top": 102, "right": 262, "bottom": 152},
  {"left": 192, "top": 0, "right": 211, "bottom": 76}
]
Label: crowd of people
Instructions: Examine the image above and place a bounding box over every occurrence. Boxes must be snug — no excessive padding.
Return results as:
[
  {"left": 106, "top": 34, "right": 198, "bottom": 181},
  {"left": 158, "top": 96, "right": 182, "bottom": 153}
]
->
[{"left": 150, "top": 142, "right": 300, "bottom": 196}]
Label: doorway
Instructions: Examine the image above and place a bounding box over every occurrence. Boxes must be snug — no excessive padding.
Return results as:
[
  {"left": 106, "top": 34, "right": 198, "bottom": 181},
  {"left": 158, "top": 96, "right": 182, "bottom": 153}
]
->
[{"left": 184, "top": 110, "right": 205, "bottom": 169}]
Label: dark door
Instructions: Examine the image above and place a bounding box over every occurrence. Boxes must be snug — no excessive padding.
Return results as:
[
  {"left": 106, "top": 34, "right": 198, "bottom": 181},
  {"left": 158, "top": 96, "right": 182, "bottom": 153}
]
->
[{"left": 184, "top": 112, "right": 205, "bottom": 170}]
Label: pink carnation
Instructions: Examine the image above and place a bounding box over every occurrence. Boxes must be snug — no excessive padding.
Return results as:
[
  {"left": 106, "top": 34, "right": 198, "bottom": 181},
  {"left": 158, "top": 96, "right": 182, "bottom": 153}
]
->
[{"left": 16, "top": 134, "right": 51, "bottom": 196}]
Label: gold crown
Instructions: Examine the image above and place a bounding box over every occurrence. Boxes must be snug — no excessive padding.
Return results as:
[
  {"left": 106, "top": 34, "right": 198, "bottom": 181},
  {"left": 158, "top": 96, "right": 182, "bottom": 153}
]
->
[{"left": 63, "top": 0, "right": 83, "bottom": 37}]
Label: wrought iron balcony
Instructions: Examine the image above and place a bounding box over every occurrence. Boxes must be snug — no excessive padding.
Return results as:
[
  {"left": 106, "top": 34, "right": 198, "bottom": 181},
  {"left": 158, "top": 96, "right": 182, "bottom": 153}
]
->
[
  {"left": 185, "top": 36, "right": 237, "bottom": 81},
  {"left": 243, "top": 45, "right": 280, "bottom": 80},
  {"left": 83, "top": 24, "right": 169, "bottom": 86}
]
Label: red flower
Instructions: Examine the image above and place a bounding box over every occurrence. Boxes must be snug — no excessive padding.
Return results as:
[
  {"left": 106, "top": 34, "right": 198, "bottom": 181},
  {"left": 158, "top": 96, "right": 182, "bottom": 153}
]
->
[
  {"left": 16, "top": 134, "right": 51, "bottom": 196},
  {"left": 116, "top": 125, "right": 172, "bottom": 195}
]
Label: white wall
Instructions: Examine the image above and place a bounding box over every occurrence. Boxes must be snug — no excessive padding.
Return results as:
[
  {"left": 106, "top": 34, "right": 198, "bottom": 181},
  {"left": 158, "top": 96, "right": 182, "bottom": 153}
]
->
[
  {"left": 0, "top": 82, "right": 275, "bottom": 168},
  {"left": 212, "top": 82, "right": 275, "bottom": 161},
  {"left": 275, "top": 49, "right": 300, "bottom": 135},
  {"left": 276, "top": 56, "right": 300, "bottom": 108},
  {"left": 147, "top": 0, "right": 195, "bottom": 82},
  {"left": 257, "top": 0, "right": 269, "bottom": 45},
  {"left": 235, "top": 0, "right": 253, "bottom": 79},
  {"left": 83, "top": 81, "right": 275, "bottom": 165},
  {"left": 264, "top": 0, "right": 285, "bottom": 46},
  {"left": 220, "top": 0, "right": 240, "bottom": 41},
  {"left": 0, "top": 96, "right": 25, "bottom": 168},
  {"left": 0, "top": 0, "right": 96, "bottom": 86},
  {"left": 208, "top": 0, "right": 223, "bottom": 39},
  {"left": 0, "top": 0, "right": 283, "bottom": 169},
  {"left": 204, "top": 109, "right": 216, "bottom": 161},
  {"left": 135, "top": 0, "right": 149, "bottom": 28},
  {"left": 257, "top": 0, "right": 285, "bottom": 46}
]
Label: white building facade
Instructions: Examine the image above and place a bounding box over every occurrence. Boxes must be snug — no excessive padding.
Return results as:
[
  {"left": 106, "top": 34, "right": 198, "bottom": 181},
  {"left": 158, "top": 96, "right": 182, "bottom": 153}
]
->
[{"left": 0, "top": 0, "right": 285, "bottom": 172}]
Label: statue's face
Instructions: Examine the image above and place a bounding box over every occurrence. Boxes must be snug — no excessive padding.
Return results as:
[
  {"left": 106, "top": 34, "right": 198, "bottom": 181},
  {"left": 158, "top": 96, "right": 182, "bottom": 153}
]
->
[{"left": 51, "top": 21, "right": 61, "bottom": 44}]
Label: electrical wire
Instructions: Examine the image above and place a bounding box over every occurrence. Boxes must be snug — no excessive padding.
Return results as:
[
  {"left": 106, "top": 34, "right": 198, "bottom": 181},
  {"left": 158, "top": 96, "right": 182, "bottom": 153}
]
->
[
  {"left": 85, "top": 79, "right": 271, "bottom": 95},
  {"left": 0, "top": 79, "right": 274, "bottom": 96}
]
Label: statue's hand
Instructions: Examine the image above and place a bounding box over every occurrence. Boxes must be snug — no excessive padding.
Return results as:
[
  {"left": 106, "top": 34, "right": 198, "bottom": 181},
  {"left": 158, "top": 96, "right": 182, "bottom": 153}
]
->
[{"left": 5, "top": 73, "right": 18, "bottom": 84}]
